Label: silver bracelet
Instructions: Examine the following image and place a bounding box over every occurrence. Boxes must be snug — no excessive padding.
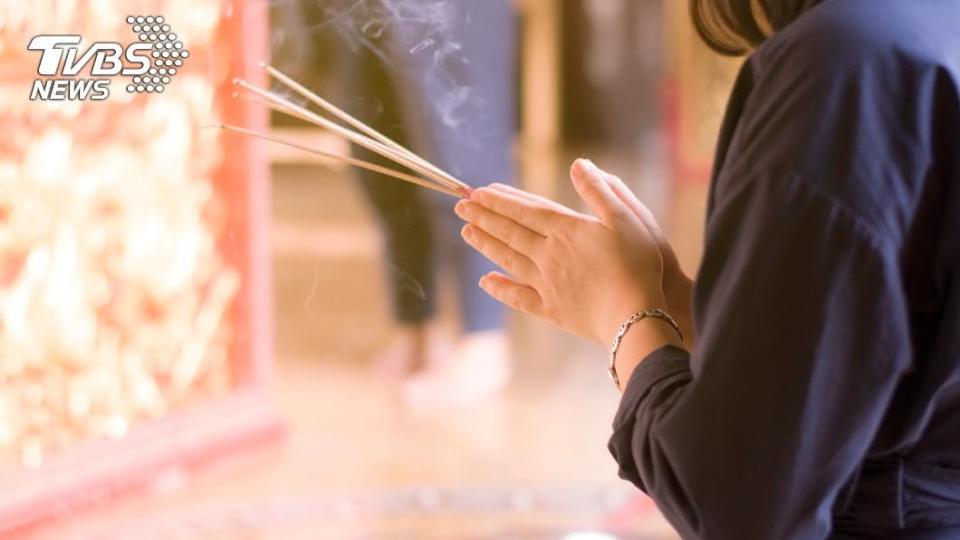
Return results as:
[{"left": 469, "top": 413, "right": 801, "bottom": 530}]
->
[{"left": 609, "top": 308, "right": 683, "bottom": 388}]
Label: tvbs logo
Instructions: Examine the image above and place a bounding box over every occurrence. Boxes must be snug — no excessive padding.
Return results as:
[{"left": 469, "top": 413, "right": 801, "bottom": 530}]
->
[{"left": 28, "top": 15, "right": 189, "bottom": 101}]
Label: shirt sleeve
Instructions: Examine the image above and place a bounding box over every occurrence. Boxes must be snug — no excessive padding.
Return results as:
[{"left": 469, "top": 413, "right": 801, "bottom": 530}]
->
[{"left": 608, "top": 173, "right": 913, "bottom": 539}]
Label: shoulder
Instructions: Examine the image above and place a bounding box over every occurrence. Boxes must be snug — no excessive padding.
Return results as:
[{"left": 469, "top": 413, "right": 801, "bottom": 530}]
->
[
  {"left": 719, "top": 1, "right": 960, "bottom": 246},
  {"left": 752, "top": 0, "right": 960, "bottom": 75}
]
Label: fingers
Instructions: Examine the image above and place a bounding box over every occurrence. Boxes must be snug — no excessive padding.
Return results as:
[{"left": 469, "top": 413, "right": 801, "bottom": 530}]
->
[
  {"left": 478, "top": 271, "right": 543, "bottom": 315},
  {"left": 570, "top": 159, "right": 629, "bottom": 227},
  {"left": 469, "top": 186, "right": 557, "bottom": 236},
  {"left": 455, "top": 199, "right": 543, "bottom": 255},
  {"left": 461, "top": 224, "right": 540, "bottom": 281},
  {"left": 599, "top": 170, "right": 677, "bottom": 260},
  {"left": 601, "top": 172, "right": 665, "bottom": 238},
  {"left": 486, "top": 183, "right": 581, "bottom": 218},
  {"left": 599, "top": 171, "right": 645, "bottom": 217}
]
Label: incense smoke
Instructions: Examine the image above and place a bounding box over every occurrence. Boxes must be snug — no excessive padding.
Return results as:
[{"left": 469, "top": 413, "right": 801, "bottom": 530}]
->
[{"left": 322, "top": 0, "right": 487, "bottom": 138}]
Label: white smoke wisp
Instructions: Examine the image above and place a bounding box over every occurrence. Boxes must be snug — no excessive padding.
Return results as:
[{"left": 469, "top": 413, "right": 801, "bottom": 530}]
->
[{"left": 323, "top": 0, "right": 487, "bottom": 136}]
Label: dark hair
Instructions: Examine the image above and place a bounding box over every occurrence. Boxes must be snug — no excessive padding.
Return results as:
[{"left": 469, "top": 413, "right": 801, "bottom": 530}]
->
[{"left": 690, "top": 0, "right": 821, "bottom": 55}]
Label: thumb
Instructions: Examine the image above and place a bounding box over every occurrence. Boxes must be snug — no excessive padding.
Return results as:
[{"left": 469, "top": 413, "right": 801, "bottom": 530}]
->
[
  {"left": 570, "top": 159, "right": 627, "bottom": 227},
  {"left": 601, "top": 170, "right": 683, "bottom": 272},
  {"left": 602, "top": 172, "right": 669, "bottom": 244}
]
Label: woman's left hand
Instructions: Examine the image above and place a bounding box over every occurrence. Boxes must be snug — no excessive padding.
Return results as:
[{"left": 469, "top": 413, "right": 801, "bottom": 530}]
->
[{"left": 455, "top": 159, "right": 668, "bottom": 344}]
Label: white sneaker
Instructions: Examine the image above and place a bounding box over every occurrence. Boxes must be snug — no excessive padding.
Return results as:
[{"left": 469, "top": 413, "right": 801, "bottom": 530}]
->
[
  {"left": 372, "top": 324, "right": 426, "bottom": 382},
  {"left": 401, "top": 330, "right": 512, "bottom": 410},
  {"left": 372, "top": 324, "right": 453, "bottom": 381}
]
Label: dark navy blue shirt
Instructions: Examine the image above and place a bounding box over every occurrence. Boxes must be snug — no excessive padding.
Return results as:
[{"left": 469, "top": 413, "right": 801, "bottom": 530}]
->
[{"left": 608, "top": 1, "right": 960, "bottom": 538}]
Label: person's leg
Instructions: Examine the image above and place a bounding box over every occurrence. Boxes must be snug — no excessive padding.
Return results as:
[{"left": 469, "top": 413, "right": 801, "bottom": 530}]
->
[
  {"left": 384, "top": 0, "right": 518, "bottom": 406},
  {"left": 390, "top": 0, "right": 517, "bottom": 334},
  {"left": 344, "top": 33, "right": 438, "bottom": 376}
]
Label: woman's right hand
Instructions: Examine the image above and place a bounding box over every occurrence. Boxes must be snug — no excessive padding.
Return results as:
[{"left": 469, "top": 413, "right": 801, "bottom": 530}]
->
[
  {"left": 457, "top": 160, "right": 669, "bottom": 344},
  {"left": 488, "top": 168, "right": 696, "bottom": 345},
  {"left": 594, "top": 170, "right": 696, "bottom": 345}
]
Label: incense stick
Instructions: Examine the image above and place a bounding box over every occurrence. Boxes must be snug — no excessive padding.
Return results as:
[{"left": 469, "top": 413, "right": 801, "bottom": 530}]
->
[
  {"left": 261, "top": 62, "right": 471, "bottom": 194},
  {"left": 233, "top": 79, "right": 469, "bottom": 197},
  {"left": 219, "top": 123, "right": 461, "bottom": 198},
  {"left": 232, "top": 92, "right": 329, "bottom": 130}
]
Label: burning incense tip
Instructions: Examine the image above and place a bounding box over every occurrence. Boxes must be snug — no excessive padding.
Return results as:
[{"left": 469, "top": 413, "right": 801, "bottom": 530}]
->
[
  {"left": 258, "top": 60, "right": 267, "bottom": 68},
  {"left": 232, "top": 78, "right": 242, "bottom": 85}
]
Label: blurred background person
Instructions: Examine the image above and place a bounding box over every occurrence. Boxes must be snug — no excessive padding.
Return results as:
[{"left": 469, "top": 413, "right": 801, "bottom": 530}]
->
[{"left": 303, "top": 0, "right": 518, "bottom": 408}]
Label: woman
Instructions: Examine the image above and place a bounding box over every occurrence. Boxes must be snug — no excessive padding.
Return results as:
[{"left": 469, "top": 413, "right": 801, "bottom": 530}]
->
[{"left": 456, "top": 0, "right": 960, "bottom": 538}]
